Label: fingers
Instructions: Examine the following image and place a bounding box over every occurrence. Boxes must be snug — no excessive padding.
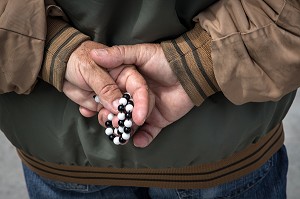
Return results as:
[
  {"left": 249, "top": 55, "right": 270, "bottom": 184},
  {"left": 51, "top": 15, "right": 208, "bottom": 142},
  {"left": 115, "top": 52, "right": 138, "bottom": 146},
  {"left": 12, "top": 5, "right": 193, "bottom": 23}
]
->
[
  {"left": 63, "top": 80, "right": 101, "bottom": 114},
  {"left": 65, "top": 41, "right": 123, "bottom": 114},
  {"left": 91, "top": 44, "right": 143, "bottom": 68},
  {"left": 110, "top": 66, "right": 153, "bottom": 126},
  {"left": 81, "top": 64, "right": 122, "bottom": 114},
  {"left": 133, "top": 123, "right": 162, "bottom": 148},
  {"left": 132, "top": 105, "right": 171, "bottom": 147},
  {"left": 79, "top": 106, "right": 97, "bottom": 118},
  {"left": 91, "top": 43, "right": 177, "bottom": 86}
]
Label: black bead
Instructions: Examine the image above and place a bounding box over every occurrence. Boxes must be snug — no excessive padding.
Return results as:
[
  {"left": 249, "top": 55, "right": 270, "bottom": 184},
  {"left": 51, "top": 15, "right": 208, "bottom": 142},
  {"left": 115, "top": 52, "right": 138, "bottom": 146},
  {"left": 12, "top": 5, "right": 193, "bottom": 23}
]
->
[
  {"left": 119, "top": 137, "right": 127, "bottom": 144},
  {"left": 124, "top": 127, "right": 131, "bottom": 134},
  {"left": 108, "top": 134, "right": 115, "bottom": 141},
  {"left": 105, "top": 120, "right": 112, "bottom": 128},
  {"left": 125, "top": 112, "right": 132, "bottom": 119},
  {"left": 127, "top": 100, "right": 134, "bottom": 106},
  {"left": 118, "top": 120, "right": 124, "bottom": 126},
  {"left": 118, "top": 104, "right": 125, "bottom": 112},
  {"left": 123, "top": 93, "right": 131, "bottom": 100}
]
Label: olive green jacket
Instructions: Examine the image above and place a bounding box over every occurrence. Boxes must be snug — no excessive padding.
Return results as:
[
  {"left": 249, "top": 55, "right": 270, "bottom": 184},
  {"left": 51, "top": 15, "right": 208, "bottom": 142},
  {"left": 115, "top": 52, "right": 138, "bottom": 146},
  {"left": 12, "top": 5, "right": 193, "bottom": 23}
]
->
[{"left": 0, "top": 0, "right": 299, "bottom": 188}]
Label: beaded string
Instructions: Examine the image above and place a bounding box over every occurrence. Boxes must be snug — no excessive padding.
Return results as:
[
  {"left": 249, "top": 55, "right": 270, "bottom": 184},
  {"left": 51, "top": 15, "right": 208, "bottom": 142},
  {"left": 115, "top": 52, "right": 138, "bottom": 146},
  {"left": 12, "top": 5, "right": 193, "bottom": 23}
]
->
[{"left": 94, "top": 93, "right": 134, "bottom": 145}]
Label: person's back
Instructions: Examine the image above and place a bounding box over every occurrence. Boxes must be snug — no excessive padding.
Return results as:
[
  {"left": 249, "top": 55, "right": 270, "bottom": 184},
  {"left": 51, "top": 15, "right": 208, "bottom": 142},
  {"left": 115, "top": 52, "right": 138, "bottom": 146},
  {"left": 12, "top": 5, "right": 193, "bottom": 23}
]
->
[{"left": 0, "top": 0, "right": 299, "bottom": 198}]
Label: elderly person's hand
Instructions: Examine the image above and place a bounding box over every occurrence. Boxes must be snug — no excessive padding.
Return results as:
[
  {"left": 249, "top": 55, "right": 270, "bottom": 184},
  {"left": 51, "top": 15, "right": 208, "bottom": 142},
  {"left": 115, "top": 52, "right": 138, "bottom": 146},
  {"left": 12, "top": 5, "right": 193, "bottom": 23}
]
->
[
  {"left": 63, "top": 41, "right": 153, "bottom": 126},
  {"left": 91, "top": 44, "right": 194, "bottom": 147}
]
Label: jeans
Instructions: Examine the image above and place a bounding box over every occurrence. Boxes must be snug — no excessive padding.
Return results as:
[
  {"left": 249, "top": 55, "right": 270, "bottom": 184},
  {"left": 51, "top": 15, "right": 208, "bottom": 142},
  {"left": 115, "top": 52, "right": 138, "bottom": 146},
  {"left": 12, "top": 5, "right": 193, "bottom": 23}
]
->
[{"left": 23, "top": 146, "right": 288, "bottom": 199}]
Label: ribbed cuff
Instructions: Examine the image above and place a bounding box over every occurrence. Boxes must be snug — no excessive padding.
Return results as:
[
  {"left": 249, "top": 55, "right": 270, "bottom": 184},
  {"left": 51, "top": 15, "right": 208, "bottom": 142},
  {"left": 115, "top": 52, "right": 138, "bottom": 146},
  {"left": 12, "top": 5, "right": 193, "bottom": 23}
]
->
[
  {"left": 41, "top": 17, "right": 90, "bottom": 91},
  {"left": 161, "top": 23, "right": 220, "bottom": 106}
]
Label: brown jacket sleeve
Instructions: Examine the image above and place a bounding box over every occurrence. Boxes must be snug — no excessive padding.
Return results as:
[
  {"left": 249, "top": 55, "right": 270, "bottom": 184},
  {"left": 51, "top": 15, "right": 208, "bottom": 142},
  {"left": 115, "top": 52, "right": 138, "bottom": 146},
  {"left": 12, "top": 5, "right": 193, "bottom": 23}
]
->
[
  {"left": 0, "top": 0, "right": 46, "bottom": 94},
  {"left": 162, "top": 0, "right": 300, "bottom": 105},
  {"left": 0, "top": 0, "right": 90, "bottom": 94},
  {"left": 41, "top": 0, "right": 90, "bottom": 91},
  {"left": 41, "top": 17, "right": 90, "bottom": 91}
]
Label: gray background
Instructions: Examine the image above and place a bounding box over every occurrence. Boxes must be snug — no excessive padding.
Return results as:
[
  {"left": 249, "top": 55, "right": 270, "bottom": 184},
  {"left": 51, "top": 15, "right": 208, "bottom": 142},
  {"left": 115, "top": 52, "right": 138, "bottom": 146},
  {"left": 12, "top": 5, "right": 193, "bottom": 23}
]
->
[{"left": 1, "top": 92, "right": 300, "bottom": 199}]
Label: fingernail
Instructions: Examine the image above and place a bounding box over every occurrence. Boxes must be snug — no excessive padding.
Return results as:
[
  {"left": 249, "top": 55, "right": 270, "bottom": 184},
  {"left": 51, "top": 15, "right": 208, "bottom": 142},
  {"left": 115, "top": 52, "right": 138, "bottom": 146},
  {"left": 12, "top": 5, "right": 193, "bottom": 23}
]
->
[
  {"left": 94, "top": 49, "right": 108, "bottom": 56},
  {"left": 113, "top": 99, "right": 119, "bottom": 110}
]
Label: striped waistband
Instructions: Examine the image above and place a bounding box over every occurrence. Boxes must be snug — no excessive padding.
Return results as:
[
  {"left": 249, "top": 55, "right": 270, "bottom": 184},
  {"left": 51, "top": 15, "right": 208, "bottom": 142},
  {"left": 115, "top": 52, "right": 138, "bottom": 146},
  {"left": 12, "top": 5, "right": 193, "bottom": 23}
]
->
[{"left": 18, "top": 123, "right": 284, "bottom": 189}]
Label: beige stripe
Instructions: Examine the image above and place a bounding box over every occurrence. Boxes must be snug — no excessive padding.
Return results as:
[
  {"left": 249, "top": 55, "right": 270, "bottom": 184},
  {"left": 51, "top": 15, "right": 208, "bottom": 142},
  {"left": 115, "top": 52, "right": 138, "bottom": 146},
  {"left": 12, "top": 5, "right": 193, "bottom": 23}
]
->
[
  {"left": 174, "top": 35, "right": 193, "bottom": 55},
  {"left": 161, "top": 41, "right": 182, "bottom": 62}
]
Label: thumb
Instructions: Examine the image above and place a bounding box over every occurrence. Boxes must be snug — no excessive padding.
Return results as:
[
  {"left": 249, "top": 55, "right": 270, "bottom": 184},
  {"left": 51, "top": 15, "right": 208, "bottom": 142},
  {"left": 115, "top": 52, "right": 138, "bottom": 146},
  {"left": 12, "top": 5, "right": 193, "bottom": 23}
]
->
[{"left": 91, "top": 45, "right": 144, "bottom": 68}]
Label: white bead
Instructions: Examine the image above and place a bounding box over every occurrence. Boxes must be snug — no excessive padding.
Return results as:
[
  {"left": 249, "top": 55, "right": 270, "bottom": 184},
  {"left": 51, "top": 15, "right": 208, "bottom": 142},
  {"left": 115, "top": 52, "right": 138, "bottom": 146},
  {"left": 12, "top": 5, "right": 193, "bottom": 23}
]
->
[
  {"left": 113, "top": 137, "right": 120, "bottom": 145},
  {"left": 117, "top": 112, "right": 125, "bottom": 120},
  {"left": 114, "top": 128, "right": 119, "bottom": 135},
  {"left": 125, "top": 104, "right": 133, "bottom": 112},
  {"left": 107, "top": 113, "right": 114, "bottom": 121},
  {"left": 122, "top": 133, "right": 130, "bottom": 140},
  {"left": 124, "top": 119, "right": 132, "bottom": 127},
  {"left": 94, "top": 96, "right": 100, "bottom": 103},
  {"left": 119, "top": 98, "right": 127, "bottom": 105},
  {"left": 105, "top": 128, "right": 113, "bottom": 135},
  {"left": 118, "top": 126, "right": 124, "bottom": 133}
]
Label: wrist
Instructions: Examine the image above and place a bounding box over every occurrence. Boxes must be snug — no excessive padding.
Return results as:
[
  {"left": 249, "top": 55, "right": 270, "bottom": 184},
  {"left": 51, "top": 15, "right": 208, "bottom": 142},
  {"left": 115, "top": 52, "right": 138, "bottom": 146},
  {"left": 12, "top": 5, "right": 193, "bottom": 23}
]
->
[
  {"left": 160, "top": 23, "right": 220, "bottom": 106},
  {"left": 41, "top": 17, "right": 90, "bottom": 91}
]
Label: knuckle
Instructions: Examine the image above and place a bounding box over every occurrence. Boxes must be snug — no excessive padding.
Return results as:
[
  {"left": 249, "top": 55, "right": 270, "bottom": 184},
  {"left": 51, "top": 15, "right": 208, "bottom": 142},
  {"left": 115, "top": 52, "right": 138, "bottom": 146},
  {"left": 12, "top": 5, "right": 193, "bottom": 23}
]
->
[
  {"left": 113, "top": 45, "right": 125, "bottom": 56},
  {"left": 99, "top": 83, "right": 119, "bottom": 99}
]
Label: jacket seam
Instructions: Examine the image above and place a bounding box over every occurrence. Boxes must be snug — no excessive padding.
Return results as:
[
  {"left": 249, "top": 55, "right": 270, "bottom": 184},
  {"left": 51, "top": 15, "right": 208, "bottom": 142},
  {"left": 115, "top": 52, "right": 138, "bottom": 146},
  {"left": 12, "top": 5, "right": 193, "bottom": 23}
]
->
[
  {"left": 275, "top": 0, "right": 287, "bottom": 24},
  {"left": 212, "top": 23, "right": 274, "bottom": 42},
  {"left": 0, "top": 27, "right": 45, "bottom": 41}
]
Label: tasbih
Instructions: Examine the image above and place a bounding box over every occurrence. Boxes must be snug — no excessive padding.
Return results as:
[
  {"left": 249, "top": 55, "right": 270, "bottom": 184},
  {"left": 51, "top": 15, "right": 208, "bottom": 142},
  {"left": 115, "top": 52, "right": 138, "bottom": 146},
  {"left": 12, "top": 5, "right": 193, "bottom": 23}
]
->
[{"left": 94, "top": 93, "right": 134, "bottom": 145}]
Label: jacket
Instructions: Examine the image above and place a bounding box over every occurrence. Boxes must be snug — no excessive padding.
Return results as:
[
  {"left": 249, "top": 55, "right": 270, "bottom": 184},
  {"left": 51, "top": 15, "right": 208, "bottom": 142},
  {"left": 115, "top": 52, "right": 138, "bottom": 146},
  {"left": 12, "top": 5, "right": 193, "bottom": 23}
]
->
[{"left": 0, "top": 0, "right": 299, "bottom": 188}]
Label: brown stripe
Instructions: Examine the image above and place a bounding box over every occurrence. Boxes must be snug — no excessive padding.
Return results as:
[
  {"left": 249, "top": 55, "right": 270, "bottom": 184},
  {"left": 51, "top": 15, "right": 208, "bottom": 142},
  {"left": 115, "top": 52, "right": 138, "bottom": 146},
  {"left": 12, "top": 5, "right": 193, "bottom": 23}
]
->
[
  {"left": 49, "top": 31, "right": 81, "bottom": 84},
  {"left": 46, "top": 18, "right": 70, "bottom": 44},
  {"left": 170, "top": 40, "right": 207, "bottom": 99},
  {"left": 19, "top": 123, "right": 282, "bottom": 176},
  {"left": 161, "top": 24, "right": 219, "bottom": 106},
  {"left": 46, "top": 25, "right": 69, "bottom": 49},
  {"left": 186, "top": 24, "right": 220, "bottom": 91},
  {"left": 182, "top": 33, "right": 219, "bottom": 93},
  {"left": 174, "top": 34, "right": 216, "bottom": 98},
  {"left": 18, "top": 124, "right": 283, "bottom": 188},
  {"left": 41, "top": 25, "right": 78, "bottom": 85},
  {"left": 41, "top": 18, "right": 90, "bottom": 91},
  {"left": 184, "top": 52, "right": 215, "bottom": 97},
  {"left": 162, "top": 40, "right": 204, "bottom": 105}
]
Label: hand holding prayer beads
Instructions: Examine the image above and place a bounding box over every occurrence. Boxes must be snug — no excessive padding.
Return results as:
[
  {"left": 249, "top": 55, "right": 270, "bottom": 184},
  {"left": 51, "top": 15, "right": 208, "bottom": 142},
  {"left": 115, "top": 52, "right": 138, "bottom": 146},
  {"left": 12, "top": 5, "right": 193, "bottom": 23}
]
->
[{"left": 95, "top": 93, "right": 134, "bottom": 145}]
